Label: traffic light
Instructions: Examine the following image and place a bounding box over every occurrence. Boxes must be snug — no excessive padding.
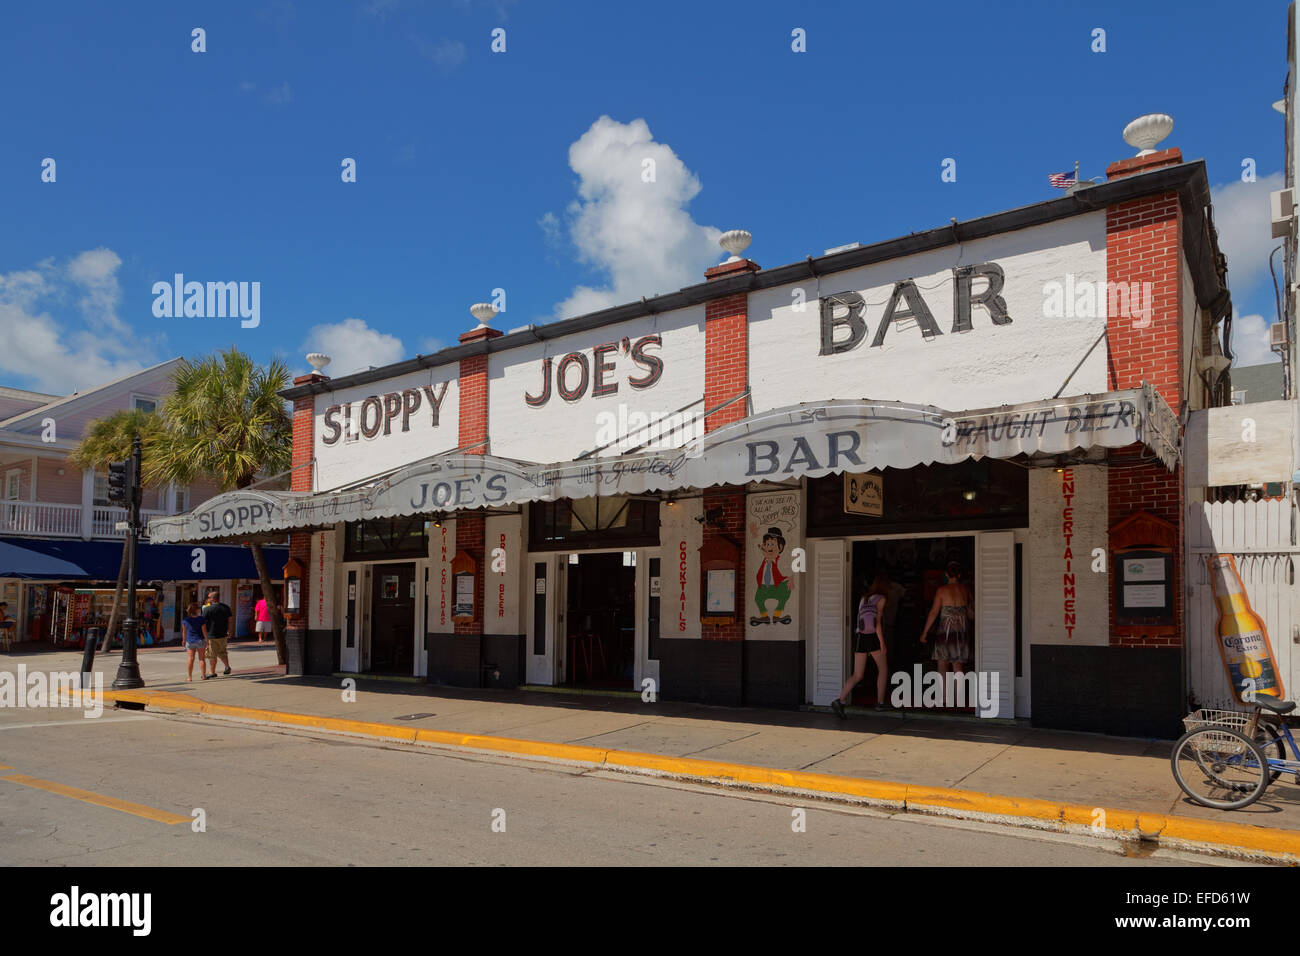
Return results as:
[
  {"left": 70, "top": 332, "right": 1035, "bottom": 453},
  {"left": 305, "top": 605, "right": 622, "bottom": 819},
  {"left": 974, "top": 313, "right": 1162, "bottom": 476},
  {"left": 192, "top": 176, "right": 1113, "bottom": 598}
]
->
[{"left": 106, "top": 458, "right": 135, "bottom": 507}]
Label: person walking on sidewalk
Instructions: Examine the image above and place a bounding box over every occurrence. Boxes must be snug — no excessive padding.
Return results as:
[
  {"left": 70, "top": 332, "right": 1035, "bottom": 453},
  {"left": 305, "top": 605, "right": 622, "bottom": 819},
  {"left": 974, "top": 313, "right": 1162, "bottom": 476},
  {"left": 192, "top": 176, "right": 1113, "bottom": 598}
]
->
[
  {"left": 253, "top": 596, "right": 274, "bottom": 645},
  {"left": 202, "top": 588, "right": 233, "bottom": 676},
  {"left": 182, "top": 602, "right": 209, "bottom": 681},
  {"left": 920, "top": 561, "right": 973, "bottom": 706},
  {"left": 831, "top": 572, "right": 891, "bottom": 717}
]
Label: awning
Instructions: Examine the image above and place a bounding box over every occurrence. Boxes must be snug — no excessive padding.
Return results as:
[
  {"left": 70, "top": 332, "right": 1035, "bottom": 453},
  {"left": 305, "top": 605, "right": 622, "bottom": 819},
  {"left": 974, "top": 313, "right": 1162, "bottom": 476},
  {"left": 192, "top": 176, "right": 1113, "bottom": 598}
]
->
[
  {"left": 0, "top": 537, "right": 288, "bottom": 582},
  {"left": 0, "top": 540, "right": 90, "bottom": 578},
  {"left": 151, "top": 385, "right": 1179, "bottom": 543}
]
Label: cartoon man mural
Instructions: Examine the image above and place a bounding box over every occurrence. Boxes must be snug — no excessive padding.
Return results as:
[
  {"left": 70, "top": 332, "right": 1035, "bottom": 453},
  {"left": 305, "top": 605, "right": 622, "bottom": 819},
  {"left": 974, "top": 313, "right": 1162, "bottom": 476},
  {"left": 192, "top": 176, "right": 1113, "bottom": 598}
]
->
[{"left": 752, "top": 526, "right": 792, "bottom": 625}]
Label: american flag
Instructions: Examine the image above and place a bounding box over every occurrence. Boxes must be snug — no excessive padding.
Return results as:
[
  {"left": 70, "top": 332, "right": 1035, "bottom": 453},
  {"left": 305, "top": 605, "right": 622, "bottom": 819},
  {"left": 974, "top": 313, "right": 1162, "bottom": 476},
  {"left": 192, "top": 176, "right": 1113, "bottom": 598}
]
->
[{"left": 1049, "top": 169, "right": 1077, "bottom": 189}]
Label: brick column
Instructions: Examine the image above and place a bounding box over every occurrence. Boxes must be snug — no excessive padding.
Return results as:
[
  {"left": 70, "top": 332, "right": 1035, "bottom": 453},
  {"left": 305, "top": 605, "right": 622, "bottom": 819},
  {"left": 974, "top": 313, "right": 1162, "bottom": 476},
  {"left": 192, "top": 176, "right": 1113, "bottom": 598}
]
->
[
  {"left": 453, "top": 327, "right": 501, "bottom": 643},
  {"left": 1104, "top": 149, "right": 1185, "bottom": 650},
  {"left": 703, "top": 258, "right": 758, "bottom": 431},
  {"left": 700, "top": 258, "right": 758, "bottom": 645},
  {"left": 284, "top": 371, "right": 326, "bottom": 674}
]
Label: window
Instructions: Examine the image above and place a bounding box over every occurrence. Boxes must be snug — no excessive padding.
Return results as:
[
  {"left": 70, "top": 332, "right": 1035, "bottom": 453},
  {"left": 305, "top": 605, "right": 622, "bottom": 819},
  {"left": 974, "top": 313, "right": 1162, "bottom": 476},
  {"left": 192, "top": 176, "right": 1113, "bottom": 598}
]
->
[
  {"left": 5, "top": 471, "right": 21, "bottom": 501},
  {"left": 528, "top": 497, "right": 660, "bottom": 551},
  {"left": 93, "top": 473, "right": 110, "bottom": 507},
  {"left": 132, "top": 396, "right": 158, "bottom": 414},
  {"left": 175, "top": 487, "right": 189, "bottom": 513},
  {"left": 343, "top": 517, "right": 429, "bottom": 561}
]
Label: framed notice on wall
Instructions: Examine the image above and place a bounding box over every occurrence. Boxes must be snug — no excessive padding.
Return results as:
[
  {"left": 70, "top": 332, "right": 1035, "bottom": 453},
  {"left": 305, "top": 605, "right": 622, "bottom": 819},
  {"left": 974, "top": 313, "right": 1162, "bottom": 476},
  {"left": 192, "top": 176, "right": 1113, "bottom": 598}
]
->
[
  {"left": 451, "top": 550, "right": 477, "bottom": 623},
  {"left": 843, "top": 473, "right": 882, "bottom": 516},
  {"left": 1115, "top": 549, "right": 1173, "bottom": 623},
  {"left": 698, "top": 536, "right": 739, "bottom": 626},
  {"left": 706, "top": 569, "right": 735, "bottom": 613}
]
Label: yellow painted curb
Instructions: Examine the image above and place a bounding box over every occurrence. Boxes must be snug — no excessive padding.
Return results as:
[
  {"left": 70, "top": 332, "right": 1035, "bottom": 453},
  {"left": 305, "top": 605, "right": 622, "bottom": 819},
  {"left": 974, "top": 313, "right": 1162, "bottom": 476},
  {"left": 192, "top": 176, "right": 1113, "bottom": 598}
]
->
[{"left": 100, "top": 688, "right": 1300, "bottom": 861}]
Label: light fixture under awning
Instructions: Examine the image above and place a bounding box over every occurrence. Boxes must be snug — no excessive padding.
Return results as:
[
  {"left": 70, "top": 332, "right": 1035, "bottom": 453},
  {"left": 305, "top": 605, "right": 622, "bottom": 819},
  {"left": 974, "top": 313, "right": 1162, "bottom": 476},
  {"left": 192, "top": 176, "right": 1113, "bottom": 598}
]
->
[{"left": 151, "top": 384, "right": 1177, "bottom": 544}]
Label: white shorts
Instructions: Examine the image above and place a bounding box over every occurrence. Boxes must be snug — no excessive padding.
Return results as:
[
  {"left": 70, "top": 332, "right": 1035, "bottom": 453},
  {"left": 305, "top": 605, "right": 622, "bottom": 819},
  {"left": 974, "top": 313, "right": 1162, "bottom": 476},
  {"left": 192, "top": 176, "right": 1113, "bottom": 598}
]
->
[{"left": 255, "top": 621, "right": 273, "bottom": 632}]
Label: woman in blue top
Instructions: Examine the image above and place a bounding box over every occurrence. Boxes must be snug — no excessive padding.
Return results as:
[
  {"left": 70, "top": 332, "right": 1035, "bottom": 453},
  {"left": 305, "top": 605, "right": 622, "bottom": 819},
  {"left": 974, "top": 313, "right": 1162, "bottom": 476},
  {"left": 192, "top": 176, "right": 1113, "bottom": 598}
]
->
[
  {"left": 182, "top": 602, "right": 208, "bottom": 681},
  {"left": 831, "top": 572, "right": 891, "bottom": 717}
]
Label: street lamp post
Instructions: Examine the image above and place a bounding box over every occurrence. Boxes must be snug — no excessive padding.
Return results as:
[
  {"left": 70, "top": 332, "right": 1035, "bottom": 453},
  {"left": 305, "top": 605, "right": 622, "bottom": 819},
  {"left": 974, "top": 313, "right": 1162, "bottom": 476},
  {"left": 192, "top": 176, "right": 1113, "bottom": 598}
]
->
[{"left": 112, "top": 435, "right": 145, "bottom": 690}]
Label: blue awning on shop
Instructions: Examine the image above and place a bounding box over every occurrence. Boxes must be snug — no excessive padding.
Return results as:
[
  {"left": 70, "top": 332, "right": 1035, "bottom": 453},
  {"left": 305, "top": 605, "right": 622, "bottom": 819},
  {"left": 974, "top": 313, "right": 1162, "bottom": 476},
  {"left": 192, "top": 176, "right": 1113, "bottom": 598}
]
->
[
  {"left": 0, "top": 540, "right": 91, "bottom": 578},
  {"left": 0, "top": 537, "right": 288, "bottom": 582}
]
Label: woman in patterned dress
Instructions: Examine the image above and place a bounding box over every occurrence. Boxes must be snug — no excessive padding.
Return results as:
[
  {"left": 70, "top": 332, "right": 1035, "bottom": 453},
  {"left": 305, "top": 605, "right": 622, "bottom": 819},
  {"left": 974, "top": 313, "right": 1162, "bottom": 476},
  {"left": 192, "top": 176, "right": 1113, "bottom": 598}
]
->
[{"left": 920, "top": 561, "right": 973, "bottom": 706}]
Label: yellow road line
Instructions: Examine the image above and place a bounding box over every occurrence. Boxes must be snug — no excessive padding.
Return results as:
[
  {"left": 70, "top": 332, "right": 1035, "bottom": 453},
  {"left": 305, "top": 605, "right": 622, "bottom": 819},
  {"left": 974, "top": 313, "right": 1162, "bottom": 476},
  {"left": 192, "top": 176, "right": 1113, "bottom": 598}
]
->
[{"left": 1, "top": 773, "right": 189, "bottom": 825}]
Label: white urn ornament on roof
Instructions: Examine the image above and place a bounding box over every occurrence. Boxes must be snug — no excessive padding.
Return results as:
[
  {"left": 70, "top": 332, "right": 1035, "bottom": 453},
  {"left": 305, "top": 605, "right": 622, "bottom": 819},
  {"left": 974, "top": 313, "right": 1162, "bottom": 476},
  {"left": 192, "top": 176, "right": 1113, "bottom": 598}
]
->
[
  {"left": 469, "top": 302, "right": 497, "bottom": 329},
  {"left": 1122, "top": 113, "right": 1174, "bottom": 157},
  {"left": 306, "top": 353, "right": 331, "bottom": 373},
  {"left": 718, "top": 229, "right": 753, "bottom": 263}
]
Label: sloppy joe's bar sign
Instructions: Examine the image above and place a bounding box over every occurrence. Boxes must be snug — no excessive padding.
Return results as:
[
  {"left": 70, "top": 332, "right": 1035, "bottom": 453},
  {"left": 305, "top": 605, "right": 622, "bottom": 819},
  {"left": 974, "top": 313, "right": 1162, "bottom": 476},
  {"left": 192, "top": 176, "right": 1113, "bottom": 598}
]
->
[
  {"left": 321, "top": 382, "right": 449, "bottom": 444},
  {"left": 156, "top": 387, "right": 1177, "bottom": 544},
  {"left": 819, "top": 263, "right": 1009, "bottom": 354},
  {"left": 524, "top": 334, "right": 663, "bottom": 406}
]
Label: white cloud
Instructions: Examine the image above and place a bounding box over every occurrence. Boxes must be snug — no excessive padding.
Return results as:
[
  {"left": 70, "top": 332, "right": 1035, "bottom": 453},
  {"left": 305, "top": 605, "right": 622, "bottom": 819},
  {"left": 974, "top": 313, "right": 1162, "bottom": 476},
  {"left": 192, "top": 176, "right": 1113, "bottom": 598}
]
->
[
  {"left": 265, "top": 81, "right": 294, "bottom": 106},
  {"left": 1211, "top": 171, "right": 1285, "bottom": 293},
  {"left": 362, "top": 0, "right": 401, "bottom": 18},
  {"left": 412, "top": 36, "right": 467, "bottom": 71},
  {"left": 302, "top": 318, "right": 406, "bottom": 375},
  {"left": 549, "top": 116, "right": 722, "bottom": 319},
  {"left": 67, "top": 248, "right": 128, "bottom": 335},
  {"left": 1229, "top": 311, "right": 1282, "bottom": 368},
  {"left": 0, "top": 251, "right": 147, "bottom": 393},
  {"left": 417, "top": 336, "right": 444, "bottom": 355}
]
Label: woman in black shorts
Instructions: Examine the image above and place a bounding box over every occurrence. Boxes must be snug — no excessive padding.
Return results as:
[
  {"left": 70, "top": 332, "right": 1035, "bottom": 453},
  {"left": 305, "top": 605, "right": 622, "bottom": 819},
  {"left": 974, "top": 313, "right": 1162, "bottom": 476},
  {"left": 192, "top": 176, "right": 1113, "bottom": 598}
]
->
[{"left": 831, "top": 572, "right": 891, "bottom": 716}]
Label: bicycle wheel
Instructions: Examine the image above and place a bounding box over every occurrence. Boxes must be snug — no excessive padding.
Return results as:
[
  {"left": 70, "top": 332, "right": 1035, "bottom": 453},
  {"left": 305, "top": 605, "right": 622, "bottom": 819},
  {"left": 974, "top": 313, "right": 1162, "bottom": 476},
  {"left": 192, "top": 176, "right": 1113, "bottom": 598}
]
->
[
  {"left": 1255, "top": 719, "right": 1286, "bottom": 784},
  {"left": 1171, "top": 727, "right": 1269, "bottom": 810}
]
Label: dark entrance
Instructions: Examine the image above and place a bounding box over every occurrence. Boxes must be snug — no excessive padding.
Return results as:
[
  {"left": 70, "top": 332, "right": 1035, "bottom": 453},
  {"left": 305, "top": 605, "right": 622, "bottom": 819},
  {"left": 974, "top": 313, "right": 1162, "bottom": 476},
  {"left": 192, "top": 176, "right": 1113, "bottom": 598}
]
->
[
  {"left": 849, "top": 536, "right": 976, "bottom": 709},
  {"left": 369, "top": 562, "right": 415, "bottom": 674},
  {"left": 564, "top": 552, "right": 635, "bottom": 689}
]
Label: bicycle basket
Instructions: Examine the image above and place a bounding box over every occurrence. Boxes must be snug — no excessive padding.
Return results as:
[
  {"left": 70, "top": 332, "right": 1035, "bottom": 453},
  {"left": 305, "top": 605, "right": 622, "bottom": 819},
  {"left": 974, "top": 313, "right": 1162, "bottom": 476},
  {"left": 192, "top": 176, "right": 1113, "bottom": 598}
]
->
[{"left": 1181, "top": 709, "right": 1258, "bottom": 754}]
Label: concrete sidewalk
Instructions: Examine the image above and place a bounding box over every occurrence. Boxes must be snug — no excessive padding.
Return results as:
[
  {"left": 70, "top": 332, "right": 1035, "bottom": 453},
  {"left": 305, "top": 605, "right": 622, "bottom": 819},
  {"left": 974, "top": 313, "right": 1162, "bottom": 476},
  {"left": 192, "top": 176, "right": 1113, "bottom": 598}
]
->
[{"left": 9, "top": 641, "right": 1300, "bottom": 862}]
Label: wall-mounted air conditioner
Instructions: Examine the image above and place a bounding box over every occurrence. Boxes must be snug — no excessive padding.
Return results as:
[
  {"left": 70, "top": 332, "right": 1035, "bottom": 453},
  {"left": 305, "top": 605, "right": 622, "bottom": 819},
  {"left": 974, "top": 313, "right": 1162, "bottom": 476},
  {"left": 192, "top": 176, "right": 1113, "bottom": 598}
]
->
[
  {"left": 1271, "top": 323, "right": 1289, "bottom": 348},
  {"left": 1271, "top": 188, "right": 1296, "bottom": 238}
]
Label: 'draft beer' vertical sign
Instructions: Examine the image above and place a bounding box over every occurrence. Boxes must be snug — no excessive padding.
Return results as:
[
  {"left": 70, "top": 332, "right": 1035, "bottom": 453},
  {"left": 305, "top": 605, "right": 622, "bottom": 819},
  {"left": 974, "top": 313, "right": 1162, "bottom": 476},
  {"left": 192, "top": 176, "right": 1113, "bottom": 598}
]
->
[{"left": 1207, "top": 555, "right": 1284, "bottom": 702}]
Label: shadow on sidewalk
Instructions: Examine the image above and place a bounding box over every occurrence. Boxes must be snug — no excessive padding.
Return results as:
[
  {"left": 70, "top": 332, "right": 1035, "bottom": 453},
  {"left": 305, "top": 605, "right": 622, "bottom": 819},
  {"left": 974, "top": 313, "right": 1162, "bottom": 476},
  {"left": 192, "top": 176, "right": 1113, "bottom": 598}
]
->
[{"left": 218, "top": 671, "right": 1177, "bottom": 761}]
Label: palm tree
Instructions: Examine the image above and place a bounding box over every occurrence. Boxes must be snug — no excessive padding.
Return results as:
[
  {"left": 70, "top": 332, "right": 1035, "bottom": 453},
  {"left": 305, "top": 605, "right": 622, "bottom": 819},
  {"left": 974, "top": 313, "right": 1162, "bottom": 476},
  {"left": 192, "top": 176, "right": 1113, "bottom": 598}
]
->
[
  {"left": 69, "top": 408, "right": 163, "bottom": 651},
  {"left": 149, "top": 348, "right": 293, "bottom": 664}
]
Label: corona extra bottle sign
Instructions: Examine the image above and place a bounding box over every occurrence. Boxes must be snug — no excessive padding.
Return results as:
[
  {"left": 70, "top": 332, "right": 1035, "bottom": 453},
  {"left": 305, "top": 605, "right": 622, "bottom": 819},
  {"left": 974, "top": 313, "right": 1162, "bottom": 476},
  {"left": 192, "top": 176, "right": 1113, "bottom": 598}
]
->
[{"left": 1207, "top": 554, "right": 1284, "bottom": 703}]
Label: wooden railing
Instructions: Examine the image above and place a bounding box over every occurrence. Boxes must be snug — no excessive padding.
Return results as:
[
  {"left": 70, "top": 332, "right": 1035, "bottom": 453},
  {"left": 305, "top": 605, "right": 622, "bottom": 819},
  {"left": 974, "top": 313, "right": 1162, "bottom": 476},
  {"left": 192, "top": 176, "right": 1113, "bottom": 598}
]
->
[{"left": 0, "top": 501, "right": 83, "bottom": 537}]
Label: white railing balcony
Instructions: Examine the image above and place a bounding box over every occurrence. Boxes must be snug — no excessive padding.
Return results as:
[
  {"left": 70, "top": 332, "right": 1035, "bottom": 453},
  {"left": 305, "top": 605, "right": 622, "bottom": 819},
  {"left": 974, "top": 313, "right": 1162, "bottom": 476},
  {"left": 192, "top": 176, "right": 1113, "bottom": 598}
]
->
[
  {"left": 91, "top": 507, "right": 168, "bottom": 538},
  {"left": 0, "top": 501, "right": 84, "bottom": 537}
]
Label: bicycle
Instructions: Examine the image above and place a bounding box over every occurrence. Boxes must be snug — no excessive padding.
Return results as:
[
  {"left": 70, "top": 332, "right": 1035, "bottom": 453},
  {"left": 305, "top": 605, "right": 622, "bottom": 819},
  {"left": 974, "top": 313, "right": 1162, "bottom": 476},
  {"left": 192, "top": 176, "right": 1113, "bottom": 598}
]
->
[{"left": 1170, "top": 696, "right": 1298, "bottom": 810}]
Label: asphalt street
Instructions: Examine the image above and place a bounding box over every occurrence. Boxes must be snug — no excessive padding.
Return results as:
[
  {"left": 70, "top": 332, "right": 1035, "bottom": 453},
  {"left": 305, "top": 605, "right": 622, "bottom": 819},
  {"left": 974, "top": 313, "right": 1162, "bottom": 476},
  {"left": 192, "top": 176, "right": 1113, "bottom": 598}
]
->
[{"left": 0, "top": 697, "right": 1232, "bottom": 867}]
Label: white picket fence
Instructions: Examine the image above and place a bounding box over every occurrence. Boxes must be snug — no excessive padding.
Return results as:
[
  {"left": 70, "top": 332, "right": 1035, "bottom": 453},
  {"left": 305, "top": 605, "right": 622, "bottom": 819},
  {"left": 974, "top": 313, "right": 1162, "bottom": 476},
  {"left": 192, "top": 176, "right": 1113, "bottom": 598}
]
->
[{"left": 1187, "top": 498, "right": 1299, "bottom": 709}]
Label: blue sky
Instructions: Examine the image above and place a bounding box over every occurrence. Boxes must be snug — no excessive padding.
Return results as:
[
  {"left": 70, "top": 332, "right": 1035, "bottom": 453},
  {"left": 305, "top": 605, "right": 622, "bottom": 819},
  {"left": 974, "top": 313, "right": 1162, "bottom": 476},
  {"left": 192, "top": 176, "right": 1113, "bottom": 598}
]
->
[{"left": 0, "top": 0, "right": 1289, "bottom": 394}]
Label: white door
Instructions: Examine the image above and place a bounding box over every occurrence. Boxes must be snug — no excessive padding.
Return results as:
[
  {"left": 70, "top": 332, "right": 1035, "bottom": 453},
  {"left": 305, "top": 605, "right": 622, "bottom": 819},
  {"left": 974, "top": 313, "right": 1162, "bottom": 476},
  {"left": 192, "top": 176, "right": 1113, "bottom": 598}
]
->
[
  {"left": 340, "top": 567, "right": 361, "bottom": 673},
  {"left": 414, "top": 563, "right": 428, "bottom": 678},
  {"left": 525, "top": 554, "right": 566, "bottom": 685},
  {"left": 635, "top": 549, "right": 660, "bottom": 694},
  {"left": 1013, "top": 528, "right": 1031, "bottom": 718},
  {"left": 811, "top": 538, "right": 847, "bottom": 705},
  {"left": 975, "top": 530, "right": 1015, "bottom": 719},
  {"left": 359, "top": 565, "right": 373, "bottom": 672}
]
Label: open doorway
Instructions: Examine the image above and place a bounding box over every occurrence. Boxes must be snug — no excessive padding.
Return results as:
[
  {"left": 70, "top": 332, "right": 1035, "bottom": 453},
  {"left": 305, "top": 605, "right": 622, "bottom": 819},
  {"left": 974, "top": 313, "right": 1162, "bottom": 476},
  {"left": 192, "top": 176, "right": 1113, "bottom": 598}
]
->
[
  {"left": 564, "top": 551, "right": 635, "bottom": 689},
  {"left": 848, "top": 535, "right": 975, "bottom": 710}
]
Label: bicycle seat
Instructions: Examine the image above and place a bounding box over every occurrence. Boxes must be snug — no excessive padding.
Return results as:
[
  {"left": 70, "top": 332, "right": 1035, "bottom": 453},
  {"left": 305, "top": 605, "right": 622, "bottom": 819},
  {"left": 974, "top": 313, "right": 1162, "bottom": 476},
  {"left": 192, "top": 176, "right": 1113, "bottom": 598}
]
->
[{"left": 1254, "top": 696, "right": 1296, "bottom": 715}]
